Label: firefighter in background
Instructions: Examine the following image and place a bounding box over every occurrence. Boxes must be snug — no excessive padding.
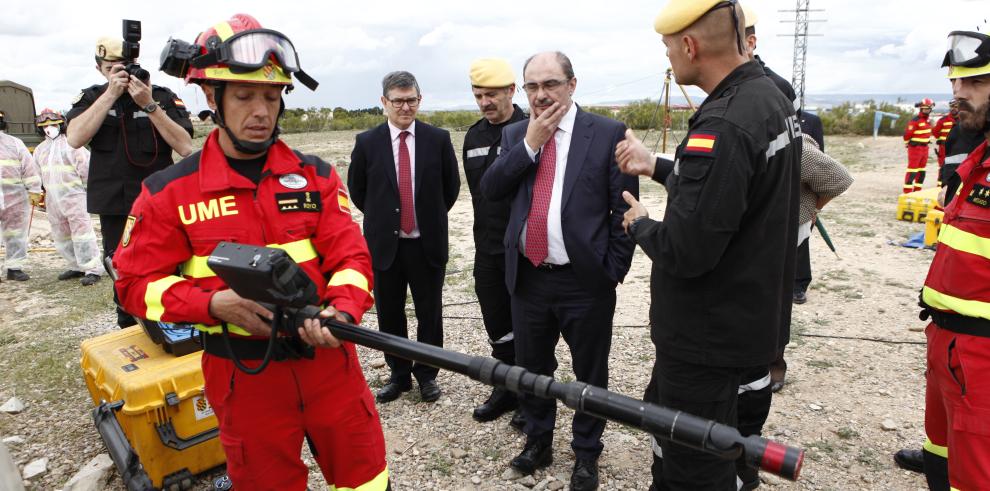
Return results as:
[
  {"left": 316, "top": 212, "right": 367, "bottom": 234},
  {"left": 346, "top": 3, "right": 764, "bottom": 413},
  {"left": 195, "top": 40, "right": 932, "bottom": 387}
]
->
[
  {"left": 33, "top": 109, "right": 102, "bottom": 285},
  {"left": 113, "top": 14, "right": 388, "bottom": 490},
  {"left": 0, "top": 109, "right": 43, "bottom": 281},
  {"left": 902, "top": 98, "right": 935, "bottom": 193},
  {"left": 916, "top": 29, "right": 990, "bottom": 490},
  {"left": 932, "top": 99, "right": 959, "bottom": 186}
]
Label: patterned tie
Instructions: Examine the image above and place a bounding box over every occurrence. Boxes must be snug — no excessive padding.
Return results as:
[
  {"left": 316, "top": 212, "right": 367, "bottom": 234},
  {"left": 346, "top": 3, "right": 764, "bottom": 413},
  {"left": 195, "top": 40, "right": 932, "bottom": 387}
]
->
[
  {"left": 398, "top": 131, "right": 415, "bottom": 234},
  {"left": 525, "top": 129, "right": 558, "bottom": 266}
]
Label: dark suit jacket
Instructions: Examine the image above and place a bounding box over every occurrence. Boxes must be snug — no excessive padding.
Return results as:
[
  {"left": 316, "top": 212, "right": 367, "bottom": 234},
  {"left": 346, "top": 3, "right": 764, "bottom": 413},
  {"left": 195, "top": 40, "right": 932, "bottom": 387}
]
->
[
  {"left": 480, "top": 107, "right": 638, "bottom": 294},
  {"left": 347, "top": 120, "right": 460, "bottom": 270}
]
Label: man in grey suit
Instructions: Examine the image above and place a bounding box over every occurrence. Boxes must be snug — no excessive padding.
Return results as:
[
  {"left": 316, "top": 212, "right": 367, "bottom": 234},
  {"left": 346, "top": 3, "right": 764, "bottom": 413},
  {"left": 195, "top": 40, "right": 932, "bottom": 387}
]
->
[{"left": 481, "top": 51, "right": 638, "bottom": 491}]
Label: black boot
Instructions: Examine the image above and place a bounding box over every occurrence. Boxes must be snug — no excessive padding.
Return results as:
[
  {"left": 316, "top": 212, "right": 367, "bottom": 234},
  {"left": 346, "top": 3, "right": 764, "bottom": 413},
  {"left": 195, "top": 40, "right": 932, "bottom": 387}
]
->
[
  {"left": 6, "top": 269, "right": 29, "bottom": 281},
  {"left": 473, "top": 387, "right": 518, "bottom": 422},
  {"left": 58, "top": 270, "right": 85, "bottom": 280}
]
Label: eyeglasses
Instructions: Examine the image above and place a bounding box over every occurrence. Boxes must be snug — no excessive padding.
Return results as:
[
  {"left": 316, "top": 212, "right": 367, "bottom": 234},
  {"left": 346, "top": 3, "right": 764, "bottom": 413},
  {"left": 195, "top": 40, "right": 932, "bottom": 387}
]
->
[
  {"left": 522, "top": 79, "right": 571, "bottom": 94},
  {"left": 388, "top": 97, "right": 421, "bottom": 109}
]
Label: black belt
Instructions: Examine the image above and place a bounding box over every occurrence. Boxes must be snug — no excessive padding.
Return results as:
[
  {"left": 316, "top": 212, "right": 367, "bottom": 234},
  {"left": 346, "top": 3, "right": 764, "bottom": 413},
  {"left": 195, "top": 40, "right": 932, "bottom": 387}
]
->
[
  {"left": 908, "top": 141, "right": 930, "bottom": 147},
  {"left": 519, "top": 253, "right": 571, "bottom": 271},
  {"left": 919, "top": 300, "right": 990, "bottom": 338},
  {"left": 202, "top": 333, "right": 314, "bottom": 361}
]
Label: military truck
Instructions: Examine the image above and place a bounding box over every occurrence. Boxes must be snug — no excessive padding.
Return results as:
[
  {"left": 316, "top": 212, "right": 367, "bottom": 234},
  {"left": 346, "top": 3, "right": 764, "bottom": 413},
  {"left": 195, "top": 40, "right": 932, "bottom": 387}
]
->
[{"left": 0, "top": 80, "right": 42, "bottom": 151}]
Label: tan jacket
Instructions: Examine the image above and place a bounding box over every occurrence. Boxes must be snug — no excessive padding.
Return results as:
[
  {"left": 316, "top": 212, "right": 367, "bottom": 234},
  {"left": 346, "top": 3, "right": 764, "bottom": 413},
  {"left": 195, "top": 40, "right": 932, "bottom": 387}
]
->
[{"left": 800, "top": 134, "right": 853, "bottom": 225}]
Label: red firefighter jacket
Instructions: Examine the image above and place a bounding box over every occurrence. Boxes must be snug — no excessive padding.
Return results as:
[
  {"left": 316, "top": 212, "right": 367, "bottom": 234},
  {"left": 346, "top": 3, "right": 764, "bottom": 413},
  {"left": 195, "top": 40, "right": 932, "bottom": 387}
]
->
[
  {"left": 904, "top": 113, "right": 933, "bottom": 146},
  {"left": 114, "top": 130, "right": 373, "bottom": 336},
  {"left": 932, "top": 114, "right": 956, "bottom": 144},
  {"left": 923, "top": 142, "right": 990, "bottom": 320}
]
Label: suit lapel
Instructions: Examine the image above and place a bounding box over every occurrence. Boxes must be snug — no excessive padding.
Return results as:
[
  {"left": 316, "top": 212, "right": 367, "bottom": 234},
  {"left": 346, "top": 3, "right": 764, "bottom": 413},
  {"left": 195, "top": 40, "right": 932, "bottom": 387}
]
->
[
  {"left": 561, "top": 109, "right": 592, "bottom": 211},
  {"left": 380, "top": 123, "right": 398, "bottom": 196},
  {"left": 413, "top": 121, "right": 424, "bottom": 201}
]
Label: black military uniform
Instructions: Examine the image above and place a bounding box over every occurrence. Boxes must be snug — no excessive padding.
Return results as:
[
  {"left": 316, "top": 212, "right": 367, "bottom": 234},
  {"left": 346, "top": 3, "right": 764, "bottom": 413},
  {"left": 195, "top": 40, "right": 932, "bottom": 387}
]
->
[
  {"left": 462, "top": 104, "right": 526, "bottom": 363},
  {"left": 629, "top": 60, "right": 801, "bottom": 489},
  {"left": 66, "top": 83, "right": 193, "bottom": 325},
  {"left": 941, "top": 124, "right": 985, "bottom": 206}
]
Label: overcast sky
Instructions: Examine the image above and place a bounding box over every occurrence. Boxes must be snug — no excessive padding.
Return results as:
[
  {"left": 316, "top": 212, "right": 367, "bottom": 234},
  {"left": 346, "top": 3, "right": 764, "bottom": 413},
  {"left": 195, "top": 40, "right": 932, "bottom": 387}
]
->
[{"left": 1, "top": 0, "right": 985, "bottom": 114}]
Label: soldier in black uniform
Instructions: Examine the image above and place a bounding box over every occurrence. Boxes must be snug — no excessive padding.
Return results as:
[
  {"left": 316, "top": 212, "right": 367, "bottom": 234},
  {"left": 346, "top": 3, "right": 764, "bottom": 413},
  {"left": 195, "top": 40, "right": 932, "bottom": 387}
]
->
[
  {"left": 462, "top": 58, "right": 527, "bottom": 425},
  {"left": 617, "top": 1, "right": 801, "bottom": 488},
  {"left": 66, "top": 36, "right": 193, "bottom": 328}
]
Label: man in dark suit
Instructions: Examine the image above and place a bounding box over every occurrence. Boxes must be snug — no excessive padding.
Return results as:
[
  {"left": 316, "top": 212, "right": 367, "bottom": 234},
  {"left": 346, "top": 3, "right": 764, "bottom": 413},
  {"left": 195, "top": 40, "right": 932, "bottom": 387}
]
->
[
  {"left": 481, "top": 51, "right": 637, "bottom": 491},
  {"left": 347, "top": 71, "right": 460, "bottom": 404}
]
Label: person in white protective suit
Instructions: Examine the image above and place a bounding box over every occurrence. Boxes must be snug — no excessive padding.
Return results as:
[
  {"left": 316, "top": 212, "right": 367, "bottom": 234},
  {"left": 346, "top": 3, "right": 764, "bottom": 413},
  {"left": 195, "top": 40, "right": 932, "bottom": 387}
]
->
[
  {"left": 0, "top": 108, "right": 43, "bottom": 281},
  {"left": 34, "top": 109, "right": 102, "bottom": 285}
]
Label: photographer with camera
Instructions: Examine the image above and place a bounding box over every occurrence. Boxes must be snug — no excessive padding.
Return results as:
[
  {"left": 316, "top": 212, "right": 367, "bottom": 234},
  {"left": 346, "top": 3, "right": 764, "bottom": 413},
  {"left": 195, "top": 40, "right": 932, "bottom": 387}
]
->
[
  {"left": 66, "top": 26, "right": 193, "bottom": 328},
  {"left": 112, "top": 14, "right": 388, "bottom": 490}
]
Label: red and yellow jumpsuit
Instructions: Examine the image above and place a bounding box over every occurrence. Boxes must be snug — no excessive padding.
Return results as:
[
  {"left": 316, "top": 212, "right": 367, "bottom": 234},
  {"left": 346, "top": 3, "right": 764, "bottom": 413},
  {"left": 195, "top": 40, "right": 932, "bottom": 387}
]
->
[
  {"left": 932, "top": 114, "right": 957, "bottom": 186},
  {"left": 114, "top": 130, "right": 388, "bottom": 490},
  {"left": 920, "top": 141, "right": 990, "bottom": 489},
  {"left": 903, "top": 113, "right": 933, "bottom": 193}
]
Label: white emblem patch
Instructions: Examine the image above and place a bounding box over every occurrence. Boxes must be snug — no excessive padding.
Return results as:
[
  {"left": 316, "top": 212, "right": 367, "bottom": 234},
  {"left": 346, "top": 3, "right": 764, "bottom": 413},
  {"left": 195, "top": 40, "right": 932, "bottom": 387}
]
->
[{"left": 279, "top": 174, "right": 308, "bottom": 189}]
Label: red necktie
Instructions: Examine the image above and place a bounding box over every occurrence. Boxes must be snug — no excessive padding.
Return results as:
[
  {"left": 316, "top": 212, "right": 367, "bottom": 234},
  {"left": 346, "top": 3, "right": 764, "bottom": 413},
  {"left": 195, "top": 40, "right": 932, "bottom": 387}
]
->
[
  {"left": 398, "top": 131, "right": 415, "bottom": 234},
  {"left": 525, "top": 130, "right": 558, "bottom": 266}
]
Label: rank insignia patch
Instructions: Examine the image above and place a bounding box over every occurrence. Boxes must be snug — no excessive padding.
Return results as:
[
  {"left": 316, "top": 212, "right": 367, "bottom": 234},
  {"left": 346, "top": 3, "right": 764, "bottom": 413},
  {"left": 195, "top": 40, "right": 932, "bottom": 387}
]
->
[
  {"left": 684, "top": 132, "right": 719, "bottom": 156},
  {"left": 276, "top": 191, "right": 321, "bottom": 212},
  {"left": 967, "top": 184, "right": 990, "bottom": 208}
]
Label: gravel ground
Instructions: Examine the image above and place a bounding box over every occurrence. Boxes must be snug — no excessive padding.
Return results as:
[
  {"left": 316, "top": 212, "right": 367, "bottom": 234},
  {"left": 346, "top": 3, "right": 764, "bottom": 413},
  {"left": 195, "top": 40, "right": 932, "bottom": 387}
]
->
[{"left": 0, "top": 131, "right": 933, "bottom": 490}]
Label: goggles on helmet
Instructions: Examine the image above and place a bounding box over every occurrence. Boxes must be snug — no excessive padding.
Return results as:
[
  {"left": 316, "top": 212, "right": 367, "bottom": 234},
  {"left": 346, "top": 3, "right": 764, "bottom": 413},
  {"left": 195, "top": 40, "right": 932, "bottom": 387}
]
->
[
  {"left": 35, "top": 112, "right": 64, "bottom": 126},
  {"left": 194, "top": 29, "right": 301, "bottom": 74},
  {"left": 942, "top": 31, "right": 990, "bottom": 68}
]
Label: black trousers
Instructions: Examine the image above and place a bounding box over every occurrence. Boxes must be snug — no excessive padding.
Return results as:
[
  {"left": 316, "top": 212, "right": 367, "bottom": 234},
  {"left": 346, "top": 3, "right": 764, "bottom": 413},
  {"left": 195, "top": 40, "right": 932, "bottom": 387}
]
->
[
  {"left": 373, "top": 238, "right": 445, "bottom": 385},
  {"left": 99, "top": 214, "right": 136, "bottom": 328},
  {"left": 644, "top": 353, "right": 766, "bottom": 490},
  {"left": 794, "top": 236, "right": 812, "bottom": 293},
  {"left": 474, "top": 251, "right": 514, "bottom": 364},
  {"left": 734, "top": 367, "right": 773, "bottom": 486},
  {"left": 512, "top": 257, "right": 615, "bottom": 460}
]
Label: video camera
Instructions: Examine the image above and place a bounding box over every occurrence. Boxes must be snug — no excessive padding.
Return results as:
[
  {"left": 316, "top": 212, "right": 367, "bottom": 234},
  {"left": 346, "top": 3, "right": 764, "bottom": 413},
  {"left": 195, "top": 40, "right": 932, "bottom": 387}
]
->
[{"left": 121, "top": 19, "right": 150, "bottom": 83}]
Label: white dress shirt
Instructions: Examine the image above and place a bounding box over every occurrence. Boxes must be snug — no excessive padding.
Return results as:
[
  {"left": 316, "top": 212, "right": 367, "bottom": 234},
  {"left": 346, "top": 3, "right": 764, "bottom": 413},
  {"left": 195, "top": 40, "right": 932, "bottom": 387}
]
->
[
  {"left": 388, "top": 119, "right": 420, "bottom": 238},
  {"left": 520, "top": 102, "right": 577, "bottom": 265}
]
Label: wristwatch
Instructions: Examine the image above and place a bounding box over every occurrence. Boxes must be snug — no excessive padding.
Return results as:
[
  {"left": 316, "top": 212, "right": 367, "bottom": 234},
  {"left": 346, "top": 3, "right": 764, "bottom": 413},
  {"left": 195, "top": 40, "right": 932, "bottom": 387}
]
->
[{"left": 142, "top": 102, "right": 159, "bottom": 114}]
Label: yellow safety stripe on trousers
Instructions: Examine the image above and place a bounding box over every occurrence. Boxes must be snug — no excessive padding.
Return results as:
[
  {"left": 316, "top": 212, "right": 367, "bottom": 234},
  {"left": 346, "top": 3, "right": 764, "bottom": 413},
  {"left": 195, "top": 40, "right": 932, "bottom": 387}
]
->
[
  {"left": 328, "top": 268, "right": 370, "bottom": 293},
  {"left": 924, "top": 437, "right": 948, "bottom": 459},
  {"left": 922, "top": 286, "right": 990, "bottom": 321},
  {"left": 144, "top": 275, "right": 185, "bottom": 321},
  {"left": 938, "top": 224, "right": 990, "bottom": 261},
  {"left": 911, "top": 138, "right": 931, "bottom": 143},
  {"left": 0, "top": 159, "right": 20, "bottom": 166},
  {"left": 180, "top": 238, "right": 319, "bottom": 278},
  {"left": 329, "top": 467, "right": 389, "bottom": 491}
]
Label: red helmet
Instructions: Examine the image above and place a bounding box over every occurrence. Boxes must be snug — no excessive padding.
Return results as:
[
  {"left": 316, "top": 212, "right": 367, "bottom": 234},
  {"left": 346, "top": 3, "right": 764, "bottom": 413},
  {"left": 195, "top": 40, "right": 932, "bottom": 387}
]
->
[
  {"left": 35, "top": 108, "right": 65, "bottom": 127},
  {"left": 916, "top": 98, "right": 935, "bottom": 109},
  {"left": 182, "top": 14, "right": 316, "bottom": 91}
]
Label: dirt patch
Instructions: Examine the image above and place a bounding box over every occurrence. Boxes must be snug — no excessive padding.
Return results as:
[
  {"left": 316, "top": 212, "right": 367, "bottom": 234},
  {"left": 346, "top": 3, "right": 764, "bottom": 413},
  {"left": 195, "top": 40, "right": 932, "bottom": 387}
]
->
[{"left": 0, "top": 132, "right": 932, "bottom": 489}]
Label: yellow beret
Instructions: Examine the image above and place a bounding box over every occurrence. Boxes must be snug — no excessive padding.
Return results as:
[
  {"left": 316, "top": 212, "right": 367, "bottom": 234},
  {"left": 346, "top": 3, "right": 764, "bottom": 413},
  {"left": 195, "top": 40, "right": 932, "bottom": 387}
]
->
[
  {"left": 95, "top": 36, "right": 123, "bottom": 61},
  {"left": 469, "top": 58, "right": 515, "bottom": 88},
  {"left": 654, "top": 0, "right": 722, "bottom": 35},
  {"left": 741, "top": 3, "right": 758, "bottom": 28}
]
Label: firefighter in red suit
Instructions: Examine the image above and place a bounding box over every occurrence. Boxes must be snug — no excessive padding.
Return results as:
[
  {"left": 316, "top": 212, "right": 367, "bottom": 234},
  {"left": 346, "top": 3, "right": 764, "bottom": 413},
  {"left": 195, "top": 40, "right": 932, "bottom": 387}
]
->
[
  {"left": 932, "top": 100, "right": 959, "bottom": 185},
  {"left": 903, "top": 98, "right": 935, "bottom": 193},
  {"left": 917, "top": 30, "right": 990, "bottom": 490},
  {"left": 113, "top": 14, "right": 389, "bottom": 490}
]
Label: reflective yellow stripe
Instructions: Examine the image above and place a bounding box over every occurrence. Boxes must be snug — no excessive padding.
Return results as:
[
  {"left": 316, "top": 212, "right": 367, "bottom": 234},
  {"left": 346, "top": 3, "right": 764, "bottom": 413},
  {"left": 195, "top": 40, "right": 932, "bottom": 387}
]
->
[
  {"left": 213, "top": 21, "right": 235, "bottom": 41},
  {"left": 0, "top": 159, "right": 19, "bottom": 166},
  {"left": 328, "top": 268, "right": 370, "bottom": 293},
  {"left": 330, "top": 467, "right": 389, "bottom": 491},
  {"left": 144, "top": 275, "right": 184, "bottom": 321},
  {"left": 938, "top": 224, "right": 990, "bottom": 261},
  {"left": 922, "top": 286, "right": 990, "bottom": 321},
  {"left": 195, "top": 323, "right": 252, "bottom": 336},
  {"left": 911, "top": 138, "right": 931, "bottom": 142},
  {"left": 180, "top": 255, "right": 215, "bottom": 278},
  {"left": 269, "top": 238, "right": 318, "bottom": 263},
  {"left": 924, "top": 437, "right": 948, "bottom": 459},
  {"left": 180, "top": 239, "right": 319, "bottom": 279}
]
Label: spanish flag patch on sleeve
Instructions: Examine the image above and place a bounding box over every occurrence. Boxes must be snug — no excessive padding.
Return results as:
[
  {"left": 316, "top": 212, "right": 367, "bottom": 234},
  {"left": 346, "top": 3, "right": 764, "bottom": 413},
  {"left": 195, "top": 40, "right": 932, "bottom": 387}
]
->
[
  {"left": 683, "top": 132, "right": 719, "bottom": 156},
  {"left": 174, "top": 98, "right": 186, "bottom": 108},
  {"left": 337, "top": 188, "right": 351, "bottom": 214}
]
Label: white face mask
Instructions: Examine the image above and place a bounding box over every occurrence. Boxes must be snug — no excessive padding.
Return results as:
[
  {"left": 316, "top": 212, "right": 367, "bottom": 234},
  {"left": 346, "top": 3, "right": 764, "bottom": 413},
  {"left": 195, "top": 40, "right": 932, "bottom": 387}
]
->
[{"left": 44, "top": 125, "right": 59, "bottom": 139}]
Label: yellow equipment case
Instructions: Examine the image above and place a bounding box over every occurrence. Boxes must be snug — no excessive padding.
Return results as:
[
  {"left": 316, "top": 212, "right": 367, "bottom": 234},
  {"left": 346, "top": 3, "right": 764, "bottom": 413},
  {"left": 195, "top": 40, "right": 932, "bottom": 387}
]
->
[
  {"left": 896, "top": 187, "right": 941, "bottom": 222},
  {"left": 925, "top": 209, "right": 945, "bottom": 247},
  {"left": 80, "top": 326, "right": 225, "bottom": 490}
]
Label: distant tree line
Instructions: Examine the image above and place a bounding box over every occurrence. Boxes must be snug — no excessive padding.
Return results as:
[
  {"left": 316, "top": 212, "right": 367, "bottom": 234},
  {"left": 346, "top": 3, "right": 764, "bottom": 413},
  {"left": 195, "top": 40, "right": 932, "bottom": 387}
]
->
[{"left": 274, "top": 99, "right": 923, "bottom": 136}]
